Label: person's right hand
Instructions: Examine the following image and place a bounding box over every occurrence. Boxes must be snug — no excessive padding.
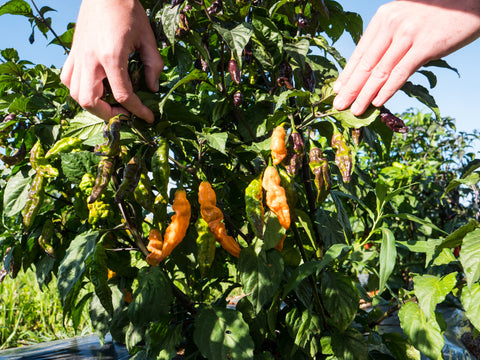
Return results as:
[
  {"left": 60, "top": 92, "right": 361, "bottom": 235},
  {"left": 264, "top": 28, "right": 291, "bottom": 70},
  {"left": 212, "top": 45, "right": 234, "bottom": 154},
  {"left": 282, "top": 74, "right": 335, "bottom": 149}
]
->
[{"left": 61, "top": 0, "right": 164, "bottom": 123}]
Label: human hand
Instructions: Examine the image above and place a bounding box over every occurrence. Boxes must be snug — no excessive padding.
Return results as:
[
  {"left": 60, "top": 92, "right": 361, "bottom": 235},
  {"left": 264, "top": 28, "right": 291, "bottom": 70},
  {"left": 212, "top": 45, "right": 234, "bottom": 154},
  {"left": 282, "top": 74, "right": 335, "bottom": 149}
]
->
[
  {"left": 61, "top": 0, "right": 164, "bottom": 123},
  {"left": 333, "top": 0, "right": 480, "bottom": 115}
]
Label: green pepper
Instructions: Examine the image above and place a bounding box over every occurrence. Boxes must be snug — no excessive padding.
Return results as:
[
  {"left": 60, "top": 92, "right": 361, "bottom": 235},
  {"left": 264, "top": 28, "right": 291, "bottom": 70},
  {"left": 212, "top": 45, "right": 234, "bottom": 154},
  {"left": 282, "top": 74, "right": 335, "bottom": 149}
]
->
[
  {"left": 331, "top": 132, "right": 352, "bottom": 183},
  {"left": 278, "top": 168, "right": 297, "bottom": 209},
  {"left": 30, "top": 140, "right": 59, "bottom": 178},
  {"left": 88, "top": 198, "right": 113, "bottom": 225},
  {"left": 309, "top": 146, "right": 331, "bottom": 204},
  {"left": 153, "top": 193, "right": 168, "bottom": 231},
  {"left": 245, "top": 176, "right": 264, "bottom": 239},
  {"left": 115, "top": 155, "right": 141, "bottom": 203},
  {"left": 22, "top": 172, "right": 45, "bottom": 229},
  {"left": 79, "top": 173, "right": 96, "bottom": 196},
  {"left": 89, "top": 157, "right": 115, "bottom": 203},
  {"left": 45, "top": 137, "right": 83, "bottom": 159},
  {"left": 151, "top": 137, "right": 170, "bottom": 199},
  {"left": 195, "top": 217, "right": 216, "bottom": 277},
  {"left": 134, "top": 166, "right": 154, "bottom": 212},
  {"left": 38, "top": 219, "right": 56, "bottom": 258}
]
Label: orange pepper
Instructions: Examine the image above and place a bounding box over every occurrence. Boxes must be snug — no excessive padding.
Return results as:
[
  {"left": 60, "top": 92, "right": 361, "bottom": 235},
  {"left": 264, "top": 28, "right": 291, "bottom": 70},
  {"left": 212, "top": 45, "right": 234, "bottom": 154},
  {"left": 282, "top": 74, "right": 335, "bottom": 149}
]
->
[{"left": 271, "top": 125, "right": 287, "bottom": 165}]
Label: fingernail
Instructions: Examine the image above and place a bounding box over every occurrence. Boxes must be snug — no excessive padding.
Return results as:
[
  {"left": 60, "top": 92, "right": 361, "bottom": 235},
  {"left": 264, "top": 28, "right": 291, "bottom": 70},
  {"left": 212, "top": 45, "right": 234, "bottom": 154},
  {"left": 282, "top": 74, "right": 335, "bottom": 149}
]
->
[{"left": 333, "top": 95, "right": 345, "bottom": 110}]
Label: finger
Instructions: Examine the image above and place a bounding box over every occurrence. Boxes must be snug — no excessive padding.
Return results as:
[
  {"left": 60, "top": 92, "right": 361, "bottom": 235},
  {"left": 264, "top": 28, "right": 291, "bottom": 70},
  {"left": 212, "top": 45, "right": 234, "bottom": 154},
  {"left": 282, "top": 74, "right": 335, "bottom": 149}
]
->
[
  {"left": 372, "top": 47, "right": 426, "bottom": 108},
  {"left": 334, "top": 12, "right": 384, "bottom": 93},
  {"left": 104, "top": 60, "right": 155, "bottom": 123},
  {"left": 333, "top": 31, "right": 393, "bottom": 111},
  {"left": 139, "top": 35, "right": 164, "bottom": 92},
  {"left": 60, "top": 53, "right": 75, "bottom": 88},
  {"left": 349, "top": 39, "right": 412, "bottom": 115}
]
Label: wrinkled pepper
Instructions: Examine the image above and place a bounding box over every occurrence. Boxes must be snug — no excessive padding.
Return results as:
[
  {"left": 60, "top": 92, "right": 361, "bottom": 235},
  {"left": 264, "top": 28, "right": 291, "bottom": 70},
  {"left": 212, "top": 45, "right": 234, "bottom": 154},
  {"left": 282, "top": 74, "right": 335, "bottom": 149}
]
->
[
  {"left": 134, "top": 167, "right": 154, "bottom": 212},
  {"left": 233, "top": 91, "right": 243, "bottom": 108},
  {"left": 309, "top": 147, "right": 331, "bottom": 204},
  {"left": 45, "top": 137, "right": 83, "bottom": 159},
  {"left": 90, "top": 157, "right": 115, "bottom": 203},
  {"left": 115, "top": 155, "right": 141, "bottom": 203},
  {"left": 278, "top": 168, "right": 297, "bottom": 209},
  {"left": 38, "top": 218, "right": 55, "bottom": 258},
  {"left": 351, "top": 127, "right": 364, "bottom": 147},
  {"left": 228, "top": 58, "right": 241, "bottom": 85},
  {"left": 152, "top": 138, "right": 170, "bottom": 199},
  {"left": 22, "top": 172, "right": 45, "bottom": 229},
  {"left": 87, "top": 197, "right": 113, "bottom": 225},
  {"left": 331, "top": 132, "right": 353, "bottom": 183},
  {"left": 79, "top": 173, "right": 96, "bottom": 197},
  {"left": 0, "top": 143, "right": 26, "bottom": 166},
  {"left": 198, "top": 181, "right": 241, "bottom": 258},
  {"left": 262, "top": 166, "right": 291, "bottom": 230},
  {"left": 146, "top": 228, "right": 164, "bottom": 266},
  {"left": 285, "top": 131, "right": 304, "bottom": 176},
  {"left": 245, "top": 176, "right": 264, "bottom": 239},
  {"left": 195, "top": 217, "right": 216, "bottom": 277},
  {"left": 30, "top": 141, "right": 59, "bottom": 178},
  {"left": 271, "top": 124, "right": 287, "bottom": 165},
  {"left": 380, "top": 107, "right": 409, "bottom": 133},
  {"left": 94, "top": 116, "right": 121, "bottom": 157}
]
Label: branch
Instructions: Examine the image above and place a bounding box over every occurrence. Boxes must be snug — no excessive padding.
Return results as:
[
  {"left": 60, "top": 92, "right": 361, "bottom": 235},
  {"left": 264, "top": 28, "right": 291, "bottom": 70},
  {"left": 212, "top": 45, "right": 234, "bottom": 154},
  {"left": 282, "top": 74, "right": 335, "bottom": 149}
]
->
[{"left": 30, "top": 0, "right": 70, "bottom": 53}]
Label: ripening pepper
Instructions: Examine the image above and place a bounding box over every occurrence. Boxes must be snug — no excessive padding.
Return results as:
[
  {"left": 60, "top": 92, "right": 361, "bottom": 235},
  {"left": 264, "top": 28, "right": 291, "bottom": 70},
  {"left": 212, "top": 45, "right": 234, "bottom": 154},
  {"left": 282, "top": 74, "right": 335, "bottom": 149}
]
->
[
  {"left": 207, "top": 0, "right": 223, "bottom": 15},
  {"left": 151, "top": 138, "right": 170, "bottom": 199},
  {"left": 0, "top": 143, "right": 26, "bottom": 166},
  {"left": 331, "top": 132, "right": 353, "bottom": 183},
  {"left": 228, "top": 58, "right": 241, "bottom": 85},
  {"left": 134, "top": 167, "right": 154, "bottom": 212},
  {"left": 146, "top": 228, "right": 164, "bottom": 266},
  {"left": 94, "top": 116, "right": 121, "bottom": 157},
  {"left": 233, "top": 91, "right": 243, "bottom": 108},
  {"left": 351, "top": 127, "right": 364, "bottom": 147},
  {"left": 156, "top": 189, "right": 191, "bottom": 262},
  {"left": 22, "top": 172, "right": 45, "bottom": 229},
  {"left": 115, "top": 155, "right": 141, "bottom": 203},
  {"left": 262, "top": 166, "right": 291, "bottom": 230},
  {"left": 195, "top": 217, "right": 216, "bottom": 277},
  {"left": 153, "top": 193, "right": 168, "bottom": 231},
  {"left": 87, "top": 197, "right": 113, "bottom": 225},
  {"left": 379, "top": 107, "right": 409, "bottom": 133},
  {"left": 45, "top": 137, "right": 83, "bottom": 159},
  {"left": 278, "top": 168, "right": 297, "bottom": 209},
  {"left": 271, "top": 125, "right": 287, "bottom": 165},
  {"left": 309, "top": 147, "right": 331, "bottom": 204},
  {"left": 38, "top": 218, "right": 55, "bottom": 258},
  {"left": 245, "top": 176, "right": 264, "bottom": 239},
  {"left": 79, "top": 173, "right": 96, "bottom": 197},
  {"left": 285, "top": 131, "right": 304, "bottom": 176},
  {"left": 198, "top": 181, "right": 241, "bottom": 258},
  {"left": 90, "top": 157, "right": 115, "bottom": 203},
  {"left": 29, "top": 141, "right": 59, "bottom": 178}
]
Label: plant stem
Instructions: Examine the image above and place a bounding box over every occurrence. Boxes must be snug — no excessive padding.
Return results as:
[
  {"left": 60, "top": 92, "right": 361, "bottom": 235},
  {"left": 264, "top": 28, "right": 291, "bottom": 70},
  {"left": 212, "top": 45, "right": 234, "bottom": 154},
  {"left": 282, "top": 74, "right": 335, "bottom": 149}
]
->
[{"left": 30, "top": 0, "right": 69, "bottom": 53}]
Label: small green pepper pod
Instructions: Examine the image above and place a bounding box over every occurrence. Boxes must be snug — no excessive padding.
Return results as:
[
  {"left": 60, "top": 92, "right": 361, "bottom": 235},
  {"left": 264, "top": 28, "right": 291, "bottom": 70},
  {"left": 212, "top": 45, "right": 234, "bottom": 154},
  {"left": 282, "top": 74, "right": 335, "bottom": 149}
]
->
[
  {"left": 89, "top": 157, "right": 115, "bottom": 203},
  {"left": 245, "top": 176, "right": 265, "bottom": 239},
  {"left": 151, "top": 137, "right": 170, "bottom": 199},
  {"left": 195, "top": 217, "right": 216, "bottom": 277},
  {"left": 38, "top": 219, "right": 56, "bottom": 258},
  {"left": 115, "top": 155, "right": 141, "bottom": 204},
  {"left": 134, "top": 166, "right": 154, "bottom": 212},
  {"left": 45, "top": 137, "right": 83, "bottom": 159},
  {"left": 22, "top": 172, "right": 45, "bottom": 229}
]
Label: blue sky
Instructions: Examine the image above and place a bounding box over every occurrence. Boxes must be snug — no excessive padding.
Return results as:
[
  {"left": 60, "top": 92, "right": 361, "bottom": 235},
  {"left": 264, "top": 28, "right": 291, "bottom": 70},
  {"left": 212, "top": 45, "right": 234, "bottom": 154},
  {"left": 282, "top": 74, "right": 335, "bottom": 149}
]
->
[{"left": 0, "top": 1, "right": 478, "bottom": 146}]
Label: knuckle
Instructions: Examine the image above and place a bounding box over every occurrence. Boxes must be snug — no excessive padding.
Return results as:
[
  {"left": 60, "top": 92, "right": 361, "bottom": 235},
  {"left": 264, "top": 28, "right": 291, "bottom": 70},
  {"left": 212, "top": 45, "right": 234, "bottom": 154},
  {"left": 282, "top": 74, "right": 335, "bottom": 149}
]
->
[{"left": 113, "top": 91, "right": 132, "bottom": 104}]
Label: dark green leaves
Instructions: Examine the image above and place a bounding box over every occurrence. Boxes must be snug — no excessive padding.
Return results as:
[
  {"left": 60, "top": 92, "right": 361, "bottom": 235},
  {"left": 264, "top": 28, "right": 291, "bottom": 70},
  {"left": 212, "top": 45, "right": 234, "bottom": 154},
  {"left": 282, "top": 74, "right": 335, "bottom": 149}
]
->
[
  {"left": 194, "top": 306, "right": 255, "bottom": 360},
  {"left": 214, "top": 23, "right": 253, "bottom": 66},
  {"left": 379, "top": 228, "right": 396, "bottom": 293},
  {"left": 239, "top": 247, "right": 284, "bottom": 313},
  {"left": 251, "top": 15, "right": 283, "bottom": 72},
  {"left": 0, "top": 0, "right": 32, "bottom": 17},
  {"left": 60, "top": 151, "right": 100, "bottom": 184},
  {"left": 128, "top": 267, "right": 173, "bottom": 327}
]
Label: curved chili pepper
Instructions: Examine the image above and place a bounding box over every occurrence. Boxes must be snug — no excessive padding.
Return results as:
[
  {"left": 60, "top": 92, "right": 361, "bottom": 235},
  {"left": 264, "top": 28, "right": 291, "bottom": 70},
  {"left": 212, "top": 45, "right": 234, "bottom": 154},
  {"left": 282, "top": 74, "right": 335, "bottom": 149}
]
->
[
  {"left": 38, "top": 219, "right": 56, "bottom": 258},
  {"left": 146, "top": 228, "right": 164, "bottom": 266},
  {"left": 331, "top": 132, "right": 353, "bottom": 183},
  {"left": 89, "top": 157, "right": 115, "bottom": 203},
  {"left": 285, "top": 131, "right": 304, "bottom": 176},
  {"left": 45, "top": 137, "right": 83, "bottom": 159},
  {"left": 115, "top": 155, "right": 141, "bottom": 204},
  {"left": 134, "top": 166, "right": 154, "bottom": 212},
  {"left": 233, "top": 91, "right": 243, "bottom": 108},
  {"left": 278, "top": 168, "right": 297, "bottom": 209},
  {"left": 302, "top": 62, "right": 315, "bottom": 92},
  {"left": 245, "top": 176, "right": 264, "bottom": 239},
  {"left": 351, "top": 127, "right": 364, "bottom": 146},
  {"left": 380, "top": 107, "right": 409, "bottom": 133},
  {"left": 309, "top": 147, "right": 331, "bottom": 204},
  {"left": 22, "top": 172, "right": 45, "bottom": 229},
  {"left": 262, "top": 166, "right": 290, "bottom": 230},
  {"left": 271, "top": 125, "right": 287, "bottom": 165},
  {"left": 198, "top": 181, "right": 241, "bottom": 258},
  {"left": 152, "top": 137, "right": 170, "bottom": 199},
  {"left": 195, "top": 217, "right": 216, "bottom": 277},
  {"left": 228, "top": 58, "right": 241, "bottom": 85},
  {"left": 94, "top": 116, "right": 121, "bottom": 157}
]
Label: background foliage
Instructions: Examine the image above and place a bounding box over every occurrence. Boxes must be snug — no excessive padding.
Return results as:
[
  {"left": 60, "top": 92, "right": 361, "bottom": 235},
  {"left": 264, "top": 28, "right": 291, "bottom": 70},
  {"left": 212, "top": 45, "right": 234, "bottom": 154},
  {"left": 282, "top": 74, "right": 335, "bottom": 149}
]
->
[{"left": 1, "top": 0, "right": 480, "bottom": 358}]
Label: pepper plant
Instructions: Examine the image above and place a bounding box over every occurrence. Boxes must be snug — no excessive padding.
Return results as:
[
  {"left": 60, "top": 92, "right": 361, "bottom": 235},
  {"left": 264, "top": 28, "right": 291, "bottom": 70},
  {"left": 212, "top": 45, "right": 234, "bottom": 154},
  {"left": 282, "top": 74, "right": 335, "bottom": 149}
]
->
[{"left": 1, "top": 0, "right": 480, "bottom": 359}]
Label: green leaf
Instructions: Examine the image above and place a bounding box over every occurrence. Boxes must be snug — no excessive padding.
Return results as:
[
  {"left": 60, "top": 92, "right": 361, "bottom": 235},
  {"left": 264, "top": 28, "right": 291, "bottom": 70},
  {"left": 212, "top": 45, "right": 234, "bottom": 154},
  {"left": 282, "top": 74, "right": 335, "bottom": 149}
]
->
[
  {"left": 321, "top": 272, "right": 359, "bottom": 331},
  {"left": 344, "top": 12, "right": 363, "bottom": 44},
  {"left": 57, "top": 230, "right": 99, "bottom": 304},
  {"left": 274, "top": 89, "right": 310, "bottom": 112},
  {"left": 314, "top": 209, "right": 346, "bottom": 247},
  {"left": 159, "top": 69, "right": 209, "bottom": 114},
  {"left": 295, "top": 209, "right": 316, "bottom": 250},
  {"left": 436, "top": 219, "right": 478, "bottom": 251},
  {"left": 413, "top": 272, "right": 457, "bottom": 319},
  {"left": 285, "top": 308, "right": 322, "bottom": 355},
  {"left": 423, "top": 59, "right": 459, "bottom": 77},
  {"left": 239, "top": 247, "right": 284, "bottom": 313},
  {"left": 382, "top": 213, "right": 447, "bottom": 235},
  {"left": 251, "top": 15, "right": 283, "bottom": 72},
  {"left": 444, "top": 172, "right": 480, "bottom": 194},
  {"left": 50, "top": 27, "right": 75, "bottom": 49},
  {"left": 284, "top": 39, "right": 310, "bottom": 69},
  {"left": 460, "top": 159, "right": 480, "bottom": 179},
  {"left": 194, "top": 306, "right": 255, "bottom": 359},
  {"left": 283, "top": 244, "right": 350, "bottom": 297},
  {"left": 63, "top": 112, "right": 105, "bottom": 140},
  {"left": 146, "top": 322, "right": 183, "bottom": 360},
  {"left": 461, "top": 282, "right": 480, "bottom": 332},
  {"left": 60, "top": 151, "right": 100, "bottom": 184},
  {"left": 382, "top": 332, "right": 421, "bottom": 360},
  {"left": 459, "top": 228, "right": 480, "bottom": 287},
  {"left": 0, "top": 0, "right": 32, "bottom": 16},
  {"left": 214, "top": 22, "right": 253, "bottom": 67},
  {"left": 3, "top": 168, "right": 33, "bottom": 218},
  {"left": 331, "top": 106, "right": 380, "bottom": 129},
  {"left": 89, "top": 291, "right": 110, "bottom": 342},
  {"left": 90, "top": 242, "right": 113, "bottom": 316},
  {"left": 199, "top": 131, "right": 229, "bottom": 155},
  {"left": 378, "top": 228, "right": 396, "bottom": 293},
  {"left": 263, "top": 211, "right": 286, "bottom": 250},
  {"left": 400, "top": 81, "right": 440, "bottom": 119},
  {"left": 417, "top": 70, "right": 437, "bottom": 88},
  {"left": 160, "top": 3, "right": 181, "bottom": 47},
  {"left": 330, "top": 191, "right": 352, "bottom": 239},
  {"left": 128, "top": 266, "right": 173, "bottom": 326},
  {"left": 398, "top": 302, "right": 444, "bottom": 360},
  {"left": 331, "top": 327, "right": 368, "bottom": 360}
]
